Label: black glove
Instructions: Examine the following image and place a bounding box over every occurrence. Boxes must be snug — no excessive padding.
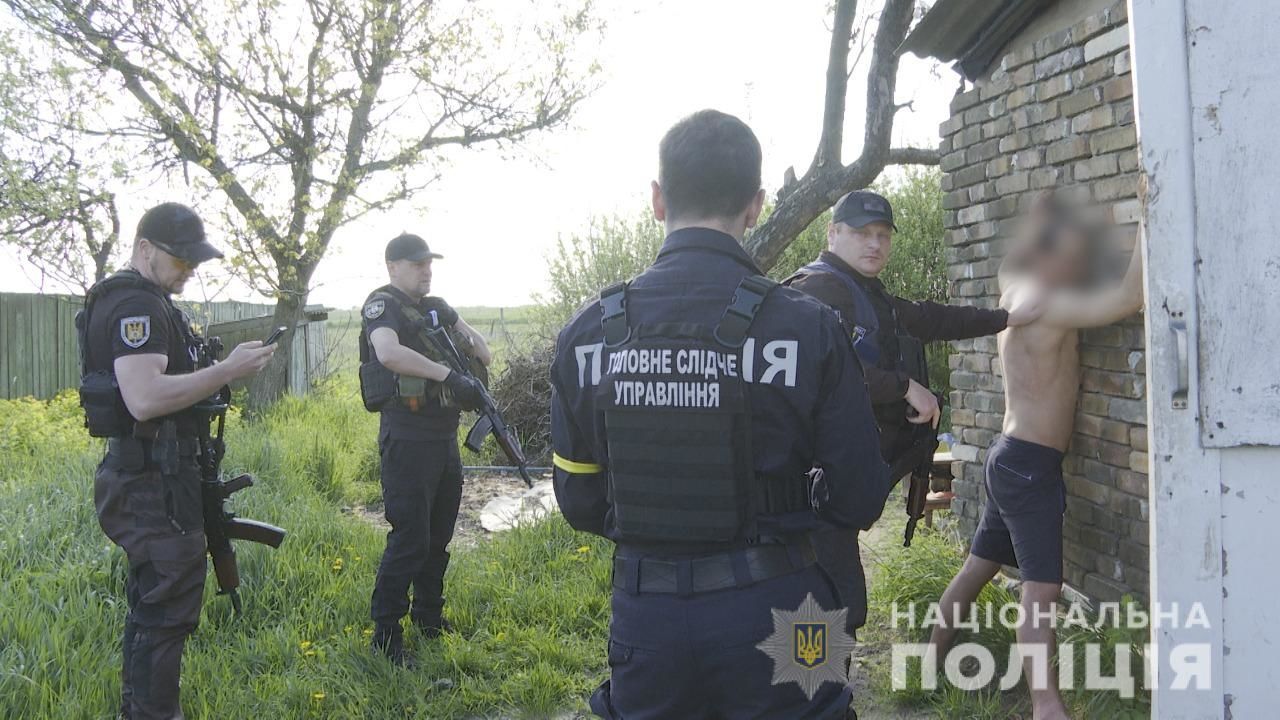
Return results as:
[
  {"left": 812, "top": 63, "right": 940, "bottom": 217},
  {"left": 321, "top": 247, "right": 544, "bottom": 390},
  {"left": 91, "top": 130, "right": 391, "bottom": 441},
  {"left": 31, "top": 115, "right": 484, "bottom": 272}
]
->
[{"left": 443, "top": 371, "right": 486, "bottom": 411}]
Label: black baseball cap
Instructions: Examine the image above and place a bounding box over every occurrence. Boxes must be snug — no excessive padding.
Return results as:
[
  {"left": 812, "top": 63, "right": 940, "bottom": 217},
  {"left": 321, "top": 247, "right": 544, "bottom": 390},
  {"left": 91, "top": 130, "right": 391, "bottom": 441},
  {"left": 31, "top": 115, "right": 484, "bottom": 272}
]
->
[
  {"left": 833, "top": 190, "right": 898, "bottom": 231},
  {"left": 385, "top": 233, "right": 443, "bottom": 262},
  {"left": 137, "top": 203, "right": 223, "bottom": 263}
]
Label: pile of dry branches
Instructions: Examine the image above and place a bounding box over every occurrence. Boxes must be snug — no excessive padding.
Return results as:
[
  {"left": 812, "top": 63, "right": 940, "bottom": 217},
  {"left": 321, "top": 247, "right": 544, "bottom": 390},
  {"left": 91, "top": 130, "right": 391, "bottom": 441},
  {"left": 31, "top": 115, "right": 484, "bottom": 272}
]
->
[{"left": 487, "top": 339, "right": 556, "bottom": 466}]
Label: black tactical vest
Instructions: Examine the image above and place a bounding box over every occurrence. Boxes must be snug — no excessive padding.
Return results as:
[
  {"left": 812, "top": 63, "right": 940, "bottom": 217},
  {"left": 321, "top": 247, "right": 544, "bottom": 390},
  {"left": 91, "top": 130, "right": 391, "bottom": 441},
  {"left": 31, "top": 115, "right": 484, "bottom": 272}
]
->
[
  {"left": 76, "top": 270, "right": 199, "bottom": 437},
  {"left": 357, "top": 287, "right": 487, "bottom": 413},
  {"left": 595, "top": 274, "right": 807, "bottom": 544}
]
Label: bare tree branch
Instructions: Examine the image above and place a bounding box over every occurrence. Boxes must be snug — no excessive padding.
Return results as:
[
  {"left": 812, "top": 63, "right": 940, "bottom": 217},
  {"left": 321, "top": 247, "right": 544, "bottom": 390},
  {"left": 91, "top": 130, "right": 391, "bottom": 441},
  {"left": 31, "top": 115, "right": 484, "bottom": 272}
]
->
[
  {"left": 745, "top": 0, "right": 939, "bottom": 271},
  {"left": 888, "top": 146, "right": 941, "bottom": 165},
  {"left": 813, "top": 0, "right": 858, "bottom": 172}
]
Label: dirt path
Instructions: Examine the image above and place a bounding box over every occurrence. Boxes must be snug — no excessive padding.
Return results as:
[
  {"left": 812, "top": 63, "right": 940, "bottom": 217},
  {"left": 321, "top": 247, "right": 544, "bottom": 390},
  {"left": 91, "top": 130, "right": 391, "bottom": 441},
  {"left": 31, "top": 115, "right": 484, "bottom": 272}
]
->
[
  {"left": 849, "top": 519, "right": 938, "bottom": 720},
  {"left": 349, "top": 471, "right": 541, "bottom": 549}
]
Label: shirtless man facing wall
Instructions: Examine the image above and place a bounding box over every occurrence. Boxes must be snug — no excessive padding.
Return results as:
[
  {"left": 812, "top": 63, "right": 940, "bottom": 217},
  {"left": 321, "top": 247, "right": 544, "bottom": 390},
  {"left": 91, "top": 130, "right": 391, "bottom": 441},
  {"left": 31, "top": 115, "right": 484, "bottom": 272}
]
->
[{"left": 929, "top": 198, "right": 1145, "bottom": 720}]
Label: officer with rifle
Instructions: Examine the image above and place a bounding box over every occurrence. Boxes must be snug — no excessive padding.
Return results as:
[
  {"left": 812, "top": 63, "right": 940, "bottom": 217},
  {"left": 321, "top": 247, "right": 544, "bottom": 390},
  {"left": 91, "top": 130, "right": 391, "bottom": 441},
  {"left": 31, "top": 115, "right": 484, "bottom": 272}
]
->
[
  {"left": 358, "top": 233, "right": 492, "bottom": 665},
  {"left": 79, "top": 203, "right": 280, "bottom": 720},
  {"left": 784, "top": 190, "right": 1043, "bottom": 636}
]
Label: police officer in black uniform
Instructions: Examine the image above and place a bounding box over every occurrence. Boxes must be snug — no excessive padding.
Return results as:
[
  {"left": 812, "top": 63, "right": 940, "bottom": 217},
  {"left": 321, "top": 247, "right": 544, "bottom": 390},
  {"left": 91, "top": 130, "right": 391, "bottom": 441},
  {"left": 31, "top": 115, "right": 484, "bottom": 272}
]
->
[
  {"left": 785, "top": 190, "right": 1042, "bottom": 636},
  {"left": 81, "top": 203, "right": 276, "bottom": 719},
  {"left": 358, "top": 233, "right": 490, "bottom": 664},
  {"left": 550, "top": 110, "right": 892, "bottom": 719}
]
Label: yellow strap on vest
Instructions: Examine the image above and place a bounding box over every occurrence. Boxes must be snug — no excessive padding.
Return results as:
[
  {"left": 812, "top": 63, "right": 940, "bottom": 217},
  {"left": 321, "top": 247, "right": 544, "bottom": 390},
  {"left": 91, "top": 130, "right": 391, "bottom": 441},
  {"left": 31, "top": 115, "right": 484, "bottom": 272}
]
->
[{"left": 553, "top": 452, "right": 604, "bottom": 475}]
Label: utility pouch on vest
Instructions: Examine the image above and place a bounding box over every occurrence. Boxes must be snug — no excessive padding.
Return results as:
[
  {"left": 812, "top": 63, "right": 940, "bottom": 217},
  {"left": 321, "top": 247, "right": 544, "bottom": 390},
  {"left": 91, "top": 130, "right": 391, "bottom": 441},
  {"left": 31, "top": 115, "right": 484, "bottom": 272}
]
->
[
  {"left": 358, "top": 360, "right": 397, "bottom": 412},
  {"left": 898, "top": 334, "right": 929, "bottom": 386},
  {"left": 153, "top": 420, "right": 181, "bottom": 477},
  {"left": 356, "top": 318, "right": 399, "bottom": 412},
  {"left": 78, "top": 369, "right": 134, "bottom": 438},
  {"left": 395, "top": 375, "right": 429, "bottom": 411}
]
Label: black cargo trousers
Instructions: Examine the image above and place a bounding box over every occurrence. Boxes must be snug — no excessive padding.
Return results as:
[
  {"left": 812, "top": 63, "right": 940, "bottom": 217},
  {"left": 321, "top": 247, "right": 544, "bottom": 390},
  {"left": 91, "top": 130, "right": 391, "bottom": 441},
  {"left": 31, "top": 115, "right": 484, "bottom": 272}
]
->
[
  {"left": 94, "top": 440, "right": 206, "bottom": 720},
  {"left": 370, "top": 435, "right": 464, "bottom": 632}
]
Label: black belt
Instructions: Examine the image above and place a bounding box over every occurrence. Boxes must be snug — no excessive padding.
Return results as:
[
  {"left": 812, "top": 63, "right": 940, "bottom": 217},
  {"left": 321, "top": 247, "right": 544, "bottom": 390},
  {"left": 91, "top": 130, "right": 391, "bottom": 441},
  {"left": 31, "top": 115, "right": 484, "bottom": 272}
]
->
[
  {"left": 107, "top": 436, "right": 200, "bottom": 454},
  {"left": 106, "top": 436, "right": 200, "bottom": 469},
  {"left": 612, "top": 542, "right": 816, "bottom": 596}
]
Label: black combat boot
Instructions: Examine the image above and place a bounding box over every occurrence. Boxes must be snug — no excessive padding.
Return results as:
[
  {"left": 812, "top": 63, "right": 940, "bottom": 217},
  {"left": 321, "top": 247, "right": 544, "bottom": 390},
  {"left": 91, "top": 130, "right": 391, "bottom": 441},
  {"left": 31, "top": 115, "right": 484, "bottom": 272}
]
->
[
  {"left": 372, "top": 624, "right": 415, "bottom": 668},
  {"left": 414, "top": 616, "right": 452, "bottom": 639}
]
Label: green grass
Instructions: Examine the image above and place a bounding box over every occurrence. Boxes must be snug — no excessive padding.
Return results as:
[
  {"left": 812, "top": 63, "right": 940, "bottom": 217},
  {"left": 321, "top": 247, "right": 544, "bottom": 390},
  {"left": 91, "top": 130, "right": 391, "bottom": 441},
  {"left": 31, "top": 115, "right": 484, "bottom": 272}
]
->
[
  {"left": 862, "top": 525, "right": 1151, "bottom": 718},
  {"left": 0, "top": 388, "right": 610, "bottom": 719}
]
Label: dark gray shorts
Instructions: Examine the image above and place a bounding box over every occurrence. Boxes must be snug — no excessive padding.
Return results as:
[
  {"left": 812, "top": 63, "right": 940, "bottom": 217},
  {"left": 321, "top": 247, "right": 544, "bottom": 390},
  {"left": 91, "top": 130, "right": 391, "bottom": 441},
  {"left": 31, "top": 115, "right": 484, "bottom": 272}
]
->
[{"left": 970, "top": 435, "right": 1066, "bottom": 584}]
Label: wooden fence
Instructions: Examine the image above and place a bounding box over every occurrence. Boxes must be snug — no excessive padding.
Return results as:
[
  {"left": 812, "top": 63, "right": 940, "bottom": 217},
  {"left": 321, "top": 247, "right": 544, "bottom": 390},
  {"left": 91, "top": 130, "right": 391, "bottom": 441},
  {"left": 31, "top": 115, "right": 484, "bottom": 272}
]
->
[
  {"left": 0, "top": 291, "right": 330, "bottom": 400},
  {"left": 205, "top": 308, "right": 330, "bottom": 395},
  {"left": 0, "top": 293, "right": 82, "bottom": 400}
]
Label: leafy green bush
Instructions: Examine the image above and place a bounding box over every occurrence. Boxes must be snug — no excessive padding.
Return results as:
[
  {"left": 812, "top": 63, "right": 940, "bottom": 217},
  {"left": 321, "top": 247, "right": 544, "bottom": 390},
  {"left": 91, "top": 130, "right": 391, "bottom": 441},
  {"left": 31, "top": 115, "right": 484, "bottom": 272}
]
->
[
  {"left": 533, "top": 210, "right": 664, "bottom": 334},
  {"left": 499, "top": 210, "right": 666, "bottom": 466},
  {"left": 0, "top": 390, "right": 94, "bottom": 461}
]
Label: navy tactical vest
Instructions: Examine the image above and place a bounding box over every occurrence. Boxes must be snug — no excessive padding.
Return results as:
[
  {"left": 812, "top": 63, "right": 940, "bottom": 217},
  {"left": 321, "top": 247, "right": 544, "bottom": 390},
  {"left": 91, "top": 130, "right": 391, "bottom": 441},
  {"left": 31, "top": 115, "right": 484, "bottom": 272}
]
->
[{"left": 594, "top": 275, "right": 808, "bottom": 544}]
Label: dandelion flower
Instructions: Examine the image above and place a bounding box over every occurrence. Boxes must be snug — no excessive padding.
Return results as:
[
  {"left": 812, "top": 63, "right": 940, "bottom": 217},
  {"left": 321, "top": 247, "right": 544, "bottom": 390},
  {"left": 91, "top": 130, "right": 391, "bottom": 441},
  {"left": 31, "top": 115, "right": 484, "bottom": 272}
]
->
[
  {"left": 577, "top": 546, "right": 590, "bottom": 553},
  {"left": 312, "top": 691, "right": 326, "bottom": 702}
]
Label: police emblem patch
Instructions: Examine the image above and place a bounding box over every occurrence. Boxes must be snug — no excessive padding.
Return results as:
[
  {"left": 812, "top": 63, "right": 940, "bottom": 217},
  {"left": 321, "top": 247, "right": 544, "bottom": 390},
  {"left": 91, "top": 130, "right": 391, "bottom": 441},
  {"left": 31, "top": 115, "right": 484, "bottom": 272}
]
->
[
  {"left": 364, "top": 300, "right": 385, "bottom": 319},
  {"left": 757, "top": 592, "right": 856, "bottom": 700},
  {"left": 120, "top": 316, "right": 151, "bottom": 349}
]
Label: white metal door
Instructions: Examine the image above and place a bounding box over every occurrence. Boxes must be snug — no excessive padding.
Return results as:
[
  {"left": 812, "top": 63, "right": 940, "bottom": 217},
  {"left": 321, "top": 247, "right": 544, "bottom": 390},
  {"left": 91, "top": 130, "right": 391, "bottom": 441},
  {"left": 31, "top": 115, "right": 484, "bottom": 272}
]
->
[{"left": 1130, "top": 1, "right": 1280, "bottom": 717}]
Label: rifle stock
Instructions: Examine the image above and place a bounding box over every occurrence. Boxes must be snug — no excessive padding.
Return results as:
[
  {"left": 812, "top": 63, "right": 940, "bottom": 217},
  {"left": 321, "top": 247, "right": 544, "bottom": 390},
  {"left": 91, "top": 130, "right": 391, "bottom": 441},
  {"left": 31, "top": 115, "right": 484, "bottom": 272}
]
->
[{"left": 224, "top": 518, "right": 287, "bottom": 548}]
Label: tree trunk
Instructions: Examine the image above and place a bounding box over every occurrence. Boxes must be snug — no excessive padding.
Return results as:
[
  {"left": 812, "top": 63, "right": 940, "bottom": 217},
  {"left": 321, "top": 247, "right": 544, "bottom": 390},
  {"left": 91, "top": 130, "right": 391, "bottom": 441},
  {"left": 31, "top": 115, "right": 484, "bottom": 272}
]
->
[{"left": 246, "top": 290, "right": 307, "bottom": 410}]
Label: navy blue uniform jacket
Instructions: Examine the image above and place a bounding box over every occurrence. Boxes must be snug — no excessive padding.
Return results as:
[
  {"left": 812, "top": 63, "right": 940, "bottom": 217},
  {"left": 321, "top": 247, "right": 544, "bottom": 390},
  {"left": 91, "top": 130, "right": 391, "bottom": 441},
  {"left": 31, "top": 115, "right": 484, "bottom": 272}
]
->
[{"left": 549, "top": 227, "right": 892, "bottom": 546}]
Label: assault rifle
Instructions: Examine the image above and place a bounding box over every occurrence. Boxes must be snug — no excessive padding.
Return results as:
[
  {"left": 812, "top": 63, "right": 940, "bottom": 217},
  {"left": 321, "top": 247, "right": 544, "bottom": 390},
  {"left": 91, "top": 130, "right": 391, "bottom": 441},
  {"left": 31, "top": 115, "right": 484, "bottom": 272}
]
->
[
  {"left": 893, "top": 335, "right": 943, "bottom": 548},
  {"left": 423, "top": 326, "right": 534, "bottom": 488},
  {"left": 192, "top": 336, "right": 287, "bottom": 614}
]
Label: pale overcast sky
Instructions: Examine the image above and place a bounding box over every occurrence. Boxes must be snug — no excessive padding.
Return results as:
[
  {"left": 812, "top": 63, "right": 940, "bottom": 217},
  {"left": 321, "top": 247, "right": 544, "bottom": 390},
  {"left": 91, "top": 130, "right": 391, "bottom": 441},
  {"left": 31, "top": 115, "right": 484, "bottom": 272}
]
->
[{"left": 0, "top": 0, "right": 956, "bottom": 308}]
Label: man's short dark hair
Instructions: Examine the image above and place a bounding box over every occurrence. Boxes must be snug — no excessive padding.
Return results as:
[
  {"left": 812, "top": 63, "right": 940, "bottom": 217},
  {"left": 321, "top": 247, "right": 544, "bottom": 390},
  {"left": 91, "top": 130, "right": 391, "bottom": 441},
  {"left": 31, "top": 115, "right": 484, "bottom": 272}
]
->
[{"left": 658, "top": 109, "right": 762, "bottom": 221}]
